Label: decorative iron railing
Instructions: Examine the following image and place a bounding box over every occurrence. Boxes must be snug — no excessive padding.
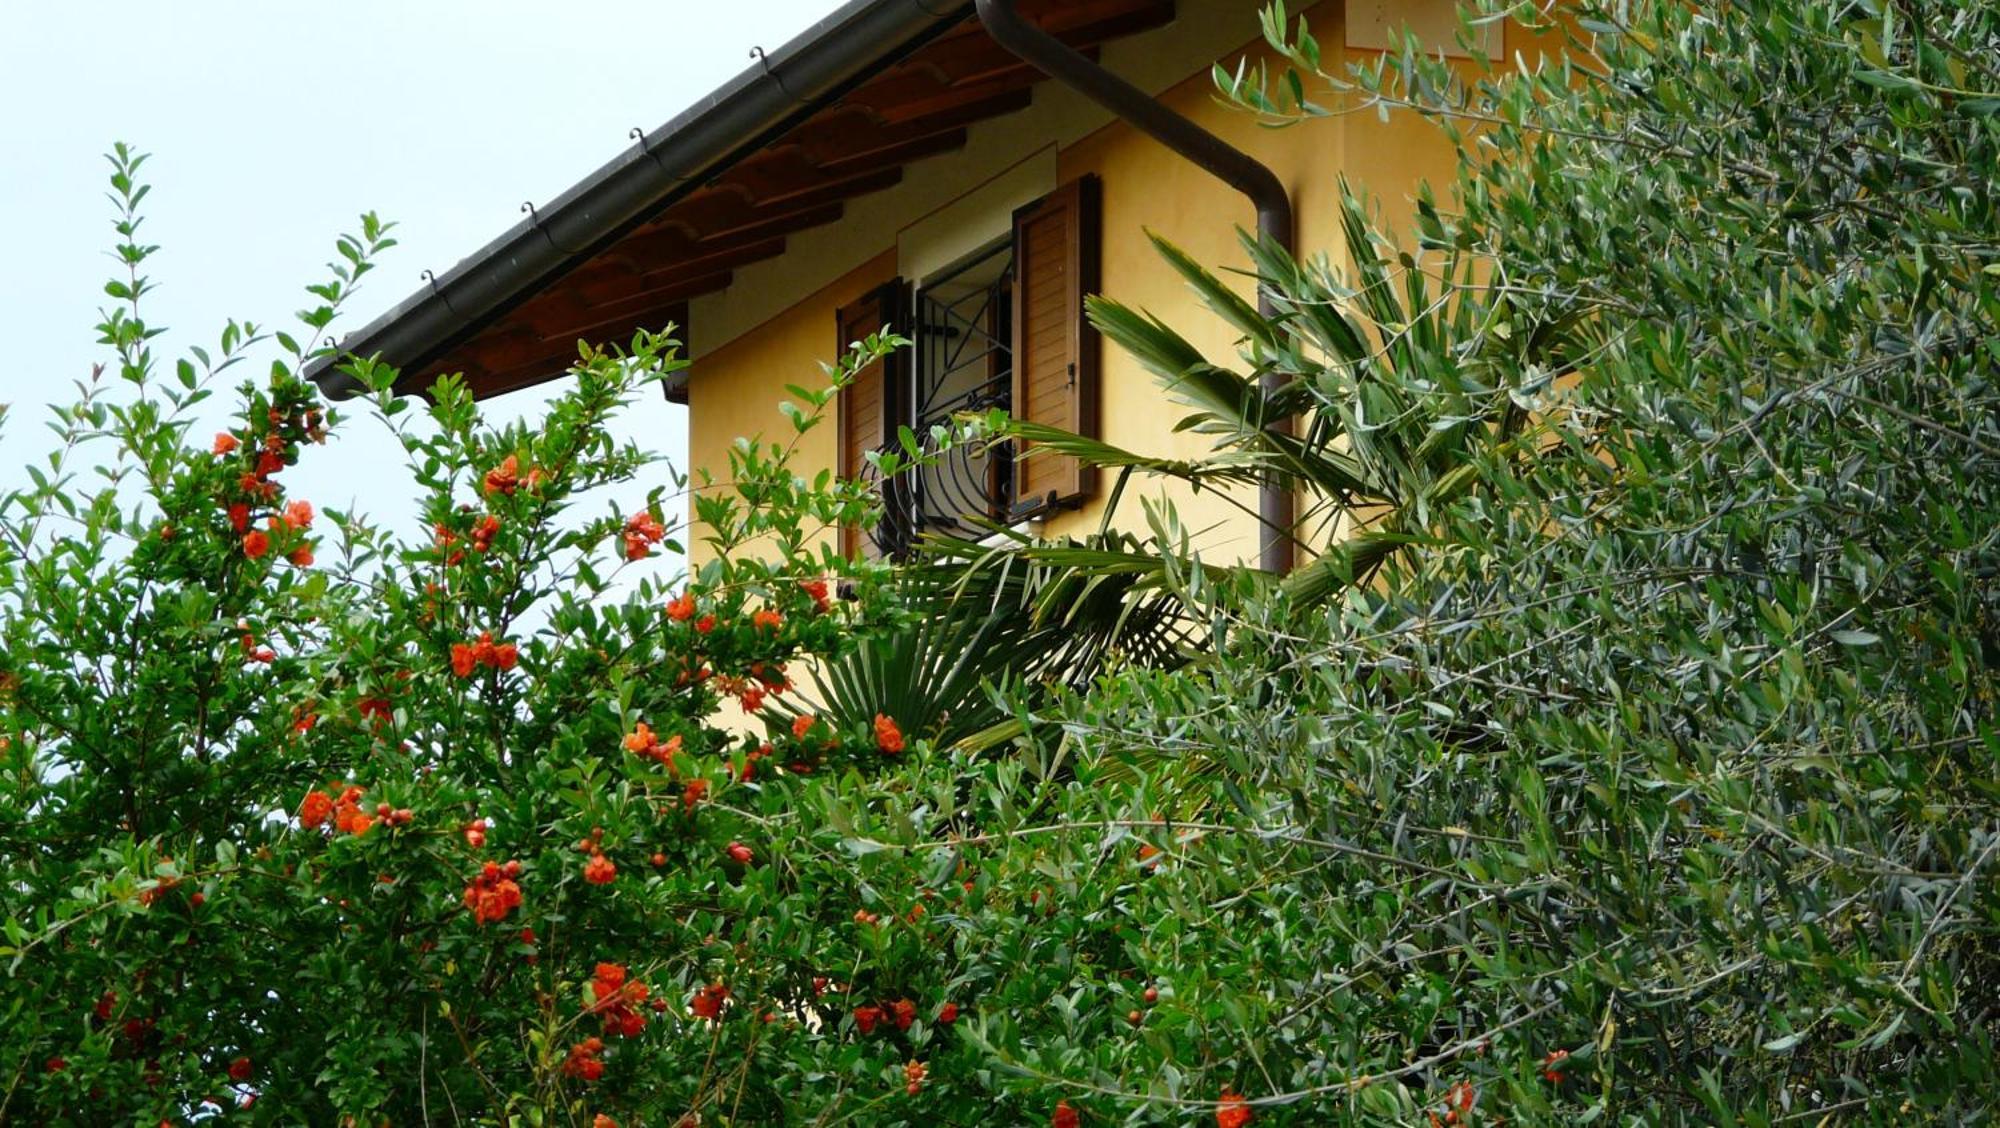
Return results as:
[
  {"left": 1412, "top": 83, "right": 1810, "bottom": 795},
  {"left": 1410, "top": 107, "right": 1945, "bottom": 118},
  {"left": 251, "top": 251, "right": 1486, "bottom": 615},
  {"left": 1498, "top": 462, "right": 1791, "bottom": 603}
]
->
[{"left": 862, "top": 240, "right": 1017, "bottom": 558}]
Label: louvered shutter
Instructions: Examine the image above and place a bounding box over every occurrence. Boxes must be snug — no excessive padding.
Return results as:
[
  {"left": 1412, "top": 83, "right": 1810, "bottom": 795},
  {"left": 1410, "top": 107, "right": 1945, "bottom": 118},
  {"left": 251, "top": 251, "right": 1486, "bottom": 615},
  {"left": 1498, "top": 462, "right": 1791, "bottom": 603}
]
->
[
  {"left": 1009, "top": 175, "right": 1101, "bottom": 515},
  {"left": 836, "top": 282, "right": 904, "bottom": 558}
]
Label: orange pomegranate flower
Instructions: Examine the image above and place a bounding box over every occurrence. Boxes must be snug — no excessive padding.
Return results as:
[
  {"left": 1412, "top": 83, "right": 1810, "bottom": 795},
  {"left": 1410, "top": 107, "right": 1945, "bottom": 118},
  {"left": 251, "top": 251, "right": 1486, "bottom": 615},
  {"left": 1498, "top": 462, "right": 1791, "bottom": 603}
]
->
[
  {"left": 298, "top": 790, "right": 333, "bottom": 829},
  {"left": 583, "top": 853, "right": 617, "bottom": 885},
  {"left": 213, "top": 432, "right": 240, "bottom": 455},
  {"left": 561, "top": 1037, "right": 605, "bottom": 1080},
  {"left": 689, "top": 982, "right": 729, "bottom": 1021},
  {"left": 471, "top": 513, "right": 501, "bottom": 551},
  {"left": 451, "top": 633, "right": 518, "bottom": 676},
  {"left": 623, "top": 723, "right": 684, "bottom": 769},
  {"left": 242, "top": 530, "right": 270, "bottom": 559},
  {"left": 752, "top": 609, "right": 783, "bottom": 631},
  {"left": 874, "top": 714, "right": 905, "bottom": 755},
  {"left": 463, "top": 860, "right": 524, "bottom": 924},
  {"left": 1052, "top": 1100, "right": 1080, "bottom": 1128},
  {"left": 483, "top": 454, "right": 521, "bottom": 497},
  {"left": 590, "top": 963, "right": 651, "bottom": 1036},
  {"left": 801, "top": 577, "right": 831, "bottom": 613},
  {"left": 1216, "top": 1089, "right": 1252, "bottom": 1128},
  {"left": 665, "top": 591, "right": 696, "bottom": 622},
  {"left": 622, "top": 511, "right": 666, "bottom": 560}
]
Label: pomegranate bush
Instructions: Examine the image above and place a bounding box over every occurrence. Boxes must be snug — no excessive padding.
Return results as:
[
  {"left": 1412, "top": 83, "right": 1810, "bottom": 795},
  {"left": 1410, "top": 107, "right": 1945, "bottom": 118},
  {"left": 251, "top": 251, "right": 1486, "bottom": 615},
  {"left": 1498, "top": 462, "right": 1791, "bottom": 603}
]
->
[
  {"left": 0, "top": 147, "right": 1281, "bottom": 1128},
  {"left": 0, "top": 147, "right": 956, "bottom": 1125}
]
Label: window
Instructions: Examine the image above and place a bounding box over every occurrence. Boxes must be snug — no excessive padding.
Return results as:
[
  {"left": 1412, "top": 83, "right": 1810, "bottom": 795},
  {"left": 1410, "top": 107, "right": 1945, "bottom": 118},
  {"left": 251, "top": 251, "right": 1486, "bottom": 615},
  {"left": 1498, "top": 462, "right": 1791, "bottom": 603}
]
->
[
  {"left": 837, "top": 175, "right": 1100, "bottom": 558},
  {"left": 835, "top": 281, "right": 906, "bottom": 560},
  {"left": 1008, "top": 174, "right": 1100, "bottom": 515}
]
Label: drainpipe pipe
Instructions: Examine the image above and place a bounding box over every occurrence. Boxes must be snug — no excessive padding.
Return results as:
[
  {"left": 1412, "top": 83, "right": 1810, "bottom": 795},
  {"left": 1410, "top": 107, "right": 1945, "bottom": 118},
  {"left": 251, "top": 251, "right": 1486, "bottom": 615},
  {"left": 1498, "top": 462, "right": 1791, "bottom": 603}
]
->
[{"left": 974, "top": 0, "right": 1296, "bottom": 574}]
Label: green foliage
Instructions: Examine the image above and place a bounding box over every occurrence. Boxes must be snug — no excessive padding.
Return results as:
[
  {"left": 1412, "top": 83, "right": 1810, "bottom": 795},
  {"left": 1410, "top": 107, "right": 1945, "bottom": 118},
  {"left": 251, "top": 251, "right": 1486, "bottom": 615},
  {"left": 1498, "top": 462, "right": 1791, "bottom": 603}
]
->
[
  {"left": 995, "top": 0, "right": 2000, "bottom": 1120},
  {"left": 897, "top": 0, "right": 2000, "bottom": 1120},
  {"left": 0, "top": 148, "right": 934, "bottom": 1125},
  {"left": 959, "top": 180, "right": 1560, "bottom": 670}
]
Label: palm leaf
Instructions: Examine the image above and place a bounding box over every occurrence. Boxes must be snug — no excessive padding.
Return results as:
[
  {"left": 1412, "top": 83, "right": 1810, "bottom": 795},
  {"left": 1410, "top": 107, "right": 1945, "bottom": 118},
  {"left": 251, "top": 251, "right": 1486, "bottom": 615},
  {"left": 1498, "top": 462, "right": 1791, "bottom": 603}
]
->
[{"left": 1146, "top": 229, "right": 1279, "bottom": 354}]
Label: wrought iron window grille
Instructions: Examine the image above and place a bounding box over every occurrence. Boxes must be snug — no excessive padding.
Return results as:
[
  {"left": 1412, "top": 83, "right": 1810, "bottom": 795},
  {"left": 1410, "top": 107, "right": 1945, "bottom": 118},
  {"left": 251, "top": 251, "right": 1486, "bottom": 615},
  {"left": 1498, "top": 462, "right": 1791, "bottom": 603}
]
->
[{"left": 865, "top": 238, "right": 1017, "bottom": 558}]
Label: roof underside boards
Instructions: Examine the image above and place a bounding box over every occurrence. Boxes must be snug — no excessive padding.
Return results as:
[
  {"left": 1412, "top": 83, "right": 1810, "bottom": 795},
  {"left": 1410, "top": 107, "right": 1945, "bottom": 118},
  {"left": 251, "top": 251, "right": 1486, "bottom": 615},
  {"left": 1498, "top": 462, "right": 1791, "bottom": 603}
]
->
[{"left": 309, "top": 0, "right": 1174, "bottom": 404}]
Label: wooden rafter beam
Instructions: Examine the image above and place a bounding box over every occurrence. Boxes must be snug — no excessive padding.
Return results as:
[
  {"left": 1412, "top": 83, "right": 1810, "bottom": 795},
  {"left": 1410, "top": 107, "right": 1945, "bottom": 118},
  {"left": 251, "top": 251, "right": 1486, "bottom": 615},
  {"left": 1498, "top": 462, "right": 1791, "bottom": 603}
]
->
[
  {"left": 661, "top": 167, "right": 903, "bottom": 241},
  {"left": 591, "top": 202, "right": 846, "bottom": 278},
  {"left": 569, "top": 237, "right": 786, "bottom": 305},
  {"left": 420, "top": 0, "right": 1178, "bottom": 402},
  {"left": 533, "top": 272, "right": 730, "bottom": 345}
]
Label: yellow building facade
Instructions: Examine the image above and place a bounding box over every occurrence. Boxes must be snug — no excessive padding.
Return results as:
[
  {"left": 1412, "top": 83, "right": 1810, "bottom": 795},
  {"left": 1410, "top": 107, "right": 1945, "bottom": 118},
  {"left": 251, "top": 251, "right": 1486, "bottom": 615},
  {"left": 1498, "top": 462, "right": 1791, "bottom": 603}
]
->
[
  {"left": 683, "top": 0, "right": 1539, "bottom": 568},
  {"left": 309, "top": 0, "right": 1558, "bottom": 570}
]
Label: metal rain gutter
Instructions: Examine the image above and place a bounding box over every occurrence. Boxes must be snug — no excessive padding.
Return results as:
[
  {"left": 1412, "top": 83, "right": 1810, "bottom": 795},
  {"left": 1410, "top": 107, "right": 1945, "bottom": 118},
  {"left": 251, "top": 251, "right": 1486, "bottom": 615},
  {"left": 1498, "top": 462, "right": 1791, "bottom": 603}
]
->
[
  {"left": 305, "top": 0, "right": 971, "bottom": 400},
  {"left": 973, "top": 0, "right": 1297, "bottom": 574}
]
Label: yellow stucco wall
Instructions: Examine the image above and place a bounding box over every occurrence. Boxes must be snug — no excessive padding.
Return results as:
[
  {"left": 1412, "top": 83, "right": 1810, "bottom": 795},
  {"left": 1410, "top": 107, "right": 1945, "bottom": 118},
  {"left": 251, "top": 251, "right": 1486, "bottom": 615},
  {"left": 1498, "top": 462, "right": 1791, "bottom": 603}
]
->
[
  {"left": 684, "top": 0, "right": 1537, "bottom": 569},
  {"left": 685, "top": 250, "right": 898, "bottom": 567}
]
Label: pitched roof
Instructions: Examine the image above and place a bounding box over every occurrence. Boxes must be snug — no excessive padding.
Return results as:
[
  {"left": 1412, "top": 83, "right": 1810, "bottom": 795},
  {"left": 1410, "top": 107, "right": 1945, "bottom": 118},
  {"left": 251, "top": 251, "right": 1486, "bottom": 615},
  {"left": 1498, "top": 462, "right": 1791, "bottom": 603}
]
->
[{"left": 307, "top": 0, "right": 1173, "bottom": 402}]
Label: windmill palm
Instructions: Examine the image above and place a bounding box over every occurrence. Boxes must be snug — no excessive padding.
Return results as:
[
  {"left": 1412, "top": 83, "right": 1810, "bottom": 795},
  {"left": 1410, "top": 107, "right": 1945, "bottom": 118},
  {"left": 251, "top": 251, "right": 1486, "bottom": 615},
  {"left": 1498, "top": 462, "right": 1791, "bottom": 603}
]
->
[
  {"left": 797, "top": 184, "right": 1578, "bottom": 749},
  {"left": 968, "top": 183, "right": 1575, "bottom": 618}
]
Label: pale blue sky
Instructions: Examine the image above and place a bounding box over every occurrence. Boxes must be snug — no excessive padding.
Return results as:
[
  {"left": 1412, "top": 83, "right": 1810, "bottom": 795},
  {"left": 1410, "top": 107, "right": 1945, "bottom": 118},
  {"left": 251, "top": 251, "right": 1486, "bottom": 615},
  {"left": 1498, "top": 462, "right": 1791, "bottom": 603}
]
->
[{"left": 0, "top": 0, "right": 833, "bottom": 540}]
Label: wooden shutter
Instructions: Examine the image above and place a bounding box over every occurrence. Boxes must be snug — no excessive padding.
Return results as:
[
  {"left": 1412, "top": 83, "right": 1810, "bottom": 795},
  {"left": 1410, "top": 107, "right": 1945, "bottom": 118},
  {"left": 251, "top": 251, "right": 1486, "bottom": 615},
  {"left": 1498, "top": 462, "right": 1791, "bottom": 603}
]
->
[
  {"left": 1010, "top": 175, "right": 1100, "bottom": 515},
  {"left": 836, "top": 282, "right": 903, "bottom": 558}
]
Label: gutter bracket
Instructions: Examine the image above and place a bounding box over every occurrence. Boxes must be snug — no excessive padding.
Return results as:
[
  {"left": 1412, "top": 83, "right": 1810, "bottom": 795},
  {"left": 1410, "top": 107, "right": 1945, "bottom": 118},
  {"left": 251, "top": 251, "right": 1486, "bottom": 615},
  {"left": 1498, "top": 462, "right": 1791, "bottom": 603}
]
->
[
  {"left": 420, "top": 270, "right": 457, "bottom": 315},
  {"left": 630, "top": 127, "right": 667, "bottom": 172},
  {"left": 750, "top": 46, "right": 805, "bottom": 104}
]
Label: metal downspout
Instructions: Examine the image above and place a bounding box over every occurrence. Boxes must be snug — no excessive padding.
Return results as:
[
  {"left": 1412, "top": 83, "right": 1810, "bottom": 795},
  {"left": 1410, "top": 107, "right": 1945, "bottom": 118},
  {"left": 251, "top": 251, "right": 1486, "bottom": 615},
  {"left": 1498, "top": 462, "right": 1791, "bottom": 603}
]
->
[{"left": 974, "top": 0, "right": 1296, "bottom": 574}]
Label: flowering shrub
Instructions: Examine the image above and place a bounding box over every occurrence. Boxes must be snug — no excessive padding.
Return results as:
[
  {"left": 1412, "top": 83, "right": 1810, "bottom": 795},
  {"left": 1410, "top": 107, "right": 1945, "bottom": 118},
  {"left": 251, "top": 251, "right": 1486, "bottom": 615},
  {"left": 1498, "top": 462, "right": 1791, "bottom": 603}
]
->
[
  {"left": 0, "top": 146, "right": 1345, "bottom": 1128},
  {"left": 4, "top": 146, "right": 1274, "bottom": 1128},
  {"left": 0, "top": 147, "right": 973, "bottom": 1124}
]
